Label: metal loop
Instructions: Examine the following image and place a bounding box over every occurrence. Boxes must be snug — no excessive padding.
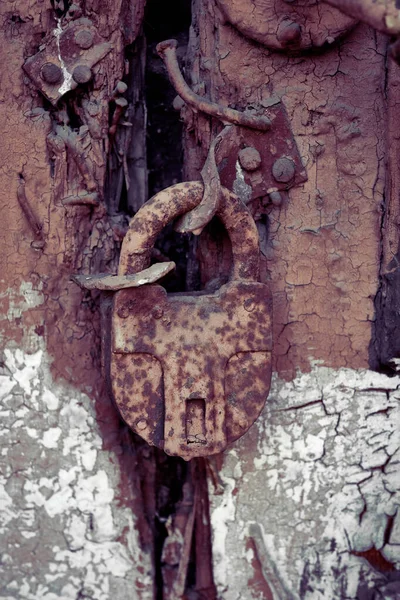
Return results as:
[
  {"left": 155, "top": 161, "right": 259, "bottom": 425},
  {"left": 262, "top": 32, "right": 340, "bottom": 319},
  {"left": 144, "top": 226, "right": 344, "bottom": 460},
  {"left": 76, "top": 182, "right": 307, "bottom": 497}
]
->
[{"left": 118, "top": 181, "right": 260, "bottom": 282}]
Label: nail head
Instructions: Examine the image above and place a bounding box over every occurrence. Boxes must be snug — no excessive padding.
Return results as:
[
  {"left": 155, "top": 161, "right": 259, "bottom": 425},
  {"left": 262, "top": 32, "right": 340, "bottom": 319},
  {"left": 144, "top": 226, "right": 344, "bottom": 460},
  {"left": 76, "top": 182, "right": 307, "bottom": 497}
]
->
[
  {"left": 272, "top": 157, "right": 296, "bottom": 183},
  {"left": 41, "top": 62, "right": 62, "bottom": 84},
  {"left": 238, "top": 147, "right": 262, "bottom": 171},
  {"left": 72, "top": 64, "right": 92, "bottom": 84},
  {"left": 74, "top": 29, "right": 94, "bottom": 49}
]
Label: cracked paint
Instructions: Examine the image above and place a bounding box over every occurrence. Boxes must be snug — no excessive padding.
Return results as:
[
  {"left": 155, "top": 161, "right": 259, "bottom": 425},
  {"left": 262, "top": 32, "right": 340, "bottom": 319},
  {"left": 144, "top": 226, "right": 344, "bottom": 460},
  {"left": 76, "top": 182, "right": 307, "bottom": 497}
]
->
[
  {"left": 55, "top": 19, "right": 73, "bottom": 97},
  {"left": 0, "top": 347, "right": 152, "bottom": 600},
  {"left": 209, "top": 366, "right": 400, "bottom": 599}
]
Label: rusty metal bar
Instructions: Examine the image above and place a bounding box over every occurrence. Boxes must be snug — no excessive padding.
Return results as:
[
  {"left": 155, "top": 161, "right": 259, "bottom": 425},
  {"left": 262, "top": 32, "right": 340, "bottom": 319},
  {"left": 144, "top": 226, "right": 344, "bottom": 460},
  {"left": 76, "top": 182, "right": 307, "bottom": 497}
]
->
[
  {"left": 17, "top": 178, "right": 44, "bottom": 241},
  {"left": 72, "top": 262, "right": 175, "bottom": 290},
  {"left": 156, "top": 39, "right": 271, "bottom": 131}
]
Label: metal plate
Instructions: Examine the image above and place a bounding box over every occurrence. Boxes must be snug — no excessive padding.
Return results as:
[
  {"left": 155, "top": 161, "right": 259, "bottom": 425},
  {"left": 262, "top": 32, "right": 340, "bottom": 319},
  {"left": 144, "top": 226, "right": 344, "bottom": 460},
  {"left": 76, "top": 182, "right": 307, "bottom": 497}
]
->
[
  {"left": 216, "top": 101, "right": 307, "bottom": 201},
  {"left": 216, "top": 0, "right": 357, "bottom": 51},
  {"left": 23, "top": 18, "right": 112, "bottom": 104}
]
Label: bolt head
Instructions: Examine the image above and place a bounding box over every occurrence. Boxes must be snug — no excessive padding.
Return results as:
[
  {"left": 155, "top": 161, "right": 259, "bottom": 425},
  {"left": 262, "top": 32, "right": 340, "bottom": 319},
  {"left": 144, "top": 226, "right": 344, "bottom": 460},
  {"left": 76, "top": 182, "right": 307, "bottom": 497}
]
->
[
  {"left": 272, "top": 157, "right": 296, "bottom": 183},
  {"left": 277, "top": 20, "right": 302, "bottom": 46},
  {"left": 72, "top": 64, "right": 92, "bottom": 84},
  {"left": 269, "top": 191, "right": 283, "bottom": 206},
  {"left": 238, "top": 147, "right": 262, "bottom": 171},
  {"left": 40, "top": 62, "right": 62, "bottom": 84},
  {"left": 74, "top": 29, "right": 94, "bottom": 49},
  {"left": 115, "top": 80, "right": 128, "bottom": 95}
]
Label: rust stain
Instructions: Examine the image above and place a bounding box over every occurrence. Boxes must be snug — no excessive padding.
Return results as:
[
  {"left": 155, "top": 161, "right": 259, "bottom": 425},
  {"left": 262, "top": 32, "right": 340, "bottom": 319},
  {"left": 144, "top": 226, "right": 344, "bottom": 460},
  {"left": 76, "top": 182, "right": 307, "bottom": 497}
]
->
[{"left": 246, "top": 537, "right": 275, "bottom": 600}]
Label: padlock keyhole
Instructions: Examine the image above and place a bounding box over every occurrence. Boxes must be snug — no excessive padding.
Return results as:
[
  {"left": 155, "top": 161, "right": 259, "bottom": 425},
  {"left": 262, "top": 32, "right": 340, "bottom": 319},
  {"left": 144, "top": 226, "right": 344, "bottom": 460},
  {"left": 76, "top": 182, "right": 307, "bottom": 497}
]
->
[{"left": 186, "top": 399, "right": 206, "bottom": 445}]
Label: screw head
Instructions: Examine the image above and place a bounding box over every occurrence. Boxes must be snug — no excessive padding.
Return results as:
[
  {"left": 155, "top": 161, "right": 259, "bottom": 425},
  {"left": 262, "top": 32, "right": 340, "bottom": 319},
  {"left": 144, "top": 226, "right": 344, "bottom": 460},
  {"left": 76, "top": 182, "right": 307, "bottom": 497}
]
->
[
  {"left": 272, "top": 157, "right": 296, "bottom": 183},
  {"left": 40, "top": 62, "right": 62, "bottom": 84},
  {"left": 74, "top": 29, "right": 94, "bottom": 49},
  {"left": 115, "top": 80, "right": 128, "bottom": 95},
  {"left": 238, "top": 147, "right": 262, "bottom": 171},
  {"left": 72, "top": 64, "right": 92, "bottom": 84},
  {"left": 277, "top": 20, "right": 302, "bottom": 46}
]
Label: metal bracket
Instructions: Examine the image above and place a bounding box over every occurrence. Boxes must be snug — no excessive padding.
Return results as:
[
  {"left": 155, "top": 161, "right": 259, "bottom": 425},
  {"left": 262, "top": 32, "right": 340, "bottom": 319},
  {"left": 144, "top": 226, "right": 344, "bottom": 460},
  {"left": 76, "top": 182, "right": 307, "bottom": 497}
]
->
[
  {"left": 216, "top": 101, "right": 307, "bottom": 203},
  {"left": 157, "top": 39, "right": 307, "bottom": 234},
  {"left": 23, "top": 17, "right": 113, "bottom": 105}
]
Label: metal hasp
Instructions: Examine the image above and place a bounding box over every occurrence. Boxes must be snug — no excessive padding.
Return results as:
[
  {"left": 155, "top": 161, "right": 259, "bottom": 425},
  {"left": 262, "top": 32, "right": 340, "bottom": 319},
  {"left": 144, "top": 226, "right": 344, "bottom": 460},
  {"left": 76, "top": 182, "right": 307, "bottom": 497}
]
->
[
  {"left": 157, "top": 39, "right": 307, "bottom": 234},
  {"left": 109, "top": 181, "right": 272, "bottom": 461},
  {"left": 23, "top": 17, "right": 112, "bottom": 105}
]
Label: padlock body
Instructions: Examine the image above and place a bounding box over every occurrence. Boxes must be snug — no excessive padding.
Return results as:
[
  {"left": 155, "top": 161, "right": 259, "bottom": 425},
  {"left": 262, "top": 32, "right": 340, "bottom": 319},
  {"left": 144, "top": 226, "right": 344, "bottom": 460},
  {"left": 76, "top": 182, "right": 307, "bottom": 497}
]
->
[{"left": 110, "top": 280, "right": 272, "bottom": 460}]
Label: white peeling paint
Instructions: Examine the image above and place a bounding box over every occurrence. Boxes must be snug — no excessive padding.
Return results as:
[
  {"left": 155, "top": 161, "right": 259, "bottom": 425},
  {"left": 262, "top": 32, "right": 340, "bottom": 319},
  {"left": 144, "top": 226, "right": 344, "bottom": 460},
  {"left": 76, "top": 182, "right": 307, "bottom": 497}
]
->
[
  {"left": 0, "top": 482, "right": 16, "bottom": 529},
  {"left": 54, "top": 20, "right": 73, "bottom": 96},
  {"left": 209, "top": 366, "right": 400, "bottom": 600},
  {"left": 210, "top": 471, "right": 236, "bottom": 589},
  {"left": 42, "top": 427, "right": 62, "bottom": 448},
  {"left": 0, "top": 346, "right": 153, "bottom": 600},
  {"left": 42, "top": 388, "right": 59, "bottom": 411},
  {"left": 233, "top": 159, "right": 252, "bottom": 204}
]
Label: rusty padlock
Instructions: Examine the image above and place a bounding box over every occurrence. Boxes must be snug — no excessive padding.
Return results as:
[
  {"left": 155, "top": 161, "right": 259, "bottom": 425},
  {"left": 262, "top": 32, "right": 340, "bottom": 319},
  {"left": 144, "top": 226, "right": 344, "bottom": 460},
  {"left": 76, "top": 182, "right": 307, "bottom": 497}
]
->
[{"left": 109, "top": 181, "right": 272, "bottom": 460}]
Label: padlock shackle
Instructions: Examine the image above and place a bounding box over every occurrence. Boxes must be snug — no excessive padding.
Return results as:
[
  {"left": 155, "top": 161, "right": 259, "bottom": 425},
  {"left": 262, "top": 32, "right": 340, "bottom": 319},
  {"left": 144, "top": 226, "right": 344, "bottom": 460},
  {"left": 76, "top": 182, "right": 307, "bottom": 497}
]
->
[{"left": 118, "top": 181, "right": 260, "bottom": 281}]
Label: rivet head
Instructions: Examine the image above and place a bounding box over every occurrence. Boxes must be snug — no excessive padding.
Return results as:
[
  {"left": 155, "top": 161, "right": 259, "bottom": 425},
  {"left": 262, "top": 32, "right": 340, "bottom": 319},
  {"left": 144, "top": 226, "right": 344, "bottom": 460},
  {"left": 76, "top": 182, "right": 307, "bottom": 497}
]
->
[
  {"left": 238, "top": 147, "right": 262, "bottom": 171},
  {"left": 136, "top": 419, "right": 148, "bottom": 431},
  {"left": 40, "top": 62, "right": 62, "bottom": 84},
  {"left": 72, "top": 64, "right": 92, "bottom": 84},
  {"left": 117, "top": 300, "right": 135, "bottom": 319},
  {"left": 74, "top": 29, "right": 94, "bottom": 49},
  {"left": 269, "top": 191, "right": 283, "bottom": 206},
  {"left": 243, "top": 298, "right": 255, "bottom": 312},
  {"left": 272, "top": 157, "right": 296, "bottom": 183},
  {"left": 117, "top": 305, "right": 129, "bottom": 319},
  {"left": 277, "top": 20, "right": 302, "bottom": 46}
]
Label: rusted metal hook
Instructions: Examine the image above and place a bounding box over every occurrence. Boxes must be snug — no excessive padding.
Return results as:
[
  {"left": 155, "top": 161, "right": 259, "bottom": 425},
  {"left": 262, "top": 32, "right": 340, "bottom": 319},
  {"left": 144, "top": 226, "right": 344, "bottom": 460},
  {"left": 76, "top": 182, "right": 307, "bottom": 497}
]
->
[
  {"left": 156, "top": 39, "right": 271, "bottom": 132},
  {"left": 175, "top": 125, "right": 232, "bottom": 234},
  {"left": 156, "top": 39, "right": 273, "bottom": 234}
]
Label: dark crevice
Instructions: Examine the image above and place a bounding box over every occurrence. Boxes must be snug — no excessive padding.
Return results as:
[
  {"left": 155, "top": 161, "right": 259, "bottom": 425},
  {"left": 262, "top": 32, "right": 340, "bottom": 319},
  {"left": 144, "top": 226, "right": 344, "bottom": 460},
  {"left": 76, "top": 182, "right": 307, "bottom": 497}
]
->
[
  {"left": 383, "top": 513, "right": 396, "bottom": 546},
  {"left": 144, "top": 0, "right": 216, "bottom": 593},
  {"left": 154, "top": 451, "right": 188, "bottom": 600},
  {"left": 103, "top": 0, "right": 216, "bottom": 598},
  {"left": 369, "top": 45, "right": 400, "bottom": 376},
  {"left": 351, "top": 547, "right": 396, "bottom": 574},
  {"left": 145, "top": 0, "right": 198, "bottom": 294}
]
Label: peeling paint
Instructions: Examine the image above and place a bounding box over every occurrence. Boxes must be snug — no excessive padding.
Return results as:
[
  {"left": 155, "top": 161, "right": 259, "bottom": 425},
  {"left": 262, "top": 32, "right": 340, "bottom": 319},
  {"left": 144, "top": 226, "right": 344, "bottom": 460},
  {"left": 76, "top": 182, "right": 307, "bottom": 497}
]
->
[
  {"left": 0, "top": 347, "right": 152, "bottom": 600},
  {"left": 209, "top": 366, "right": 400, "bottom": 599},
  {"left": 55, "top": 20, "right": 73, "bottom": 96}
]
